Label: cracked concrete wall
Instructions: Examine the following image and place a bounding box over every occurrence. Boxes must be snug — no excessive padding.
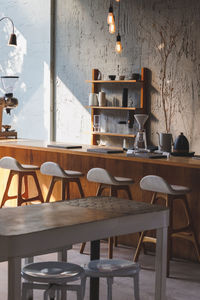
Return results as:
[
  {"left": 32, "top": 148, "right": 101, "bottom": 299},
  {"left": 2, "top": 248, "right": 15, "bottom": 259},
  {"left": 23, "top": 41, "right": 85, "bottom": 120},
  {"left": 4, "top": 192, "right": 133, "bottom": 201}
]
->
[{"left": 55, "top": 0, "right": 200, "bottom": 152}]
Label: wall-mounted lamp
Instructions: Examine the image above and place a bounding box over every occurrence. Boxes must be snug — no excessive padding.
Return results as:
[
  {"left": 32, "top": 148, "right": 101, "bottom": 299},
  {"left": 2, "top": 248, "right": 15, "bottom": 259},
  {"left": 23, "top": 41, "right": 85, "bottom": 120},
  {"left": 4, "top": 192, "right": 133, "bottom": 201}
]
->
[{"left": 0, "top": 16, "right": 17, "bottom": 46}]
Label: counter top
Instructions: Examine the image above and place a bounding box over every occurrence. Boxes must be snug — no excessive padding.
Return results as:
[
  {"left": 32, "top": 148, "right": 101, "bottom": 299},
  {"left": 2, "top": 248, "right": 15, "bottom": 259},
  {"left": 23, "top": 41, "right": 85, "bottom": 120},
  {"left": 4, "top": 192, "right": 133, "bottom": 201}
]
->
[{"left": 0, "top": 139, "right": 200, "bottom": 169}]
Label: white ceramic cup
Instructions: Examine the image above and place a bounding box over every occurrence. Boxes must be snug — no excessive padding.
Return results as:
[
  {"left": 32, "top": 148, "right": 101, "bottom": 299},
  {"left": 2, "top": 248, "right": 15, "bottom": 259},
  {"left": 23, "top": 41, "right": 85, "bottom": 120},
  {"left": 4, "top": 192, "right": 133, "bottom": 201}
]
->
[
  {"left": 98, "top": 92, "right": 106, "bottom": 106},
  {"left": 89, "top": 93, "right": 98, "bottom": 106}
]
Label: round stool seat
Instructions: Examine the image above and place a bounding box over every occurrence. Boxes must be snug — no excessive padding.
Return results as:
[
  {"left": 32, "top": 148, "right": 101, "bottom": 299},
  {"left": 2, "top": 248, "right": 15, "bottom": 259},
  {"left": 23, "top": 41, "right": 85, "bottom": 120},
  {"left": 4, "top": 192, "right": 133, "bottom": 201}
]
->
[
  {"left": 85, "top": 259, "right": 140, "bottom": 277},
  {"left": 40, "top": 161, "right": 84, "bottom": 178},
  {"left": 140, "top": 175, "right": 190, "bottom": 195},
  {"left": 87, "top": 168, "right": 134, "bottom": 186},
  {"left": 0, "top": 156, "right": 39, "bottom": 171},
  {"left": 22, "top": 261, "right": 85, "bottom": 284}
]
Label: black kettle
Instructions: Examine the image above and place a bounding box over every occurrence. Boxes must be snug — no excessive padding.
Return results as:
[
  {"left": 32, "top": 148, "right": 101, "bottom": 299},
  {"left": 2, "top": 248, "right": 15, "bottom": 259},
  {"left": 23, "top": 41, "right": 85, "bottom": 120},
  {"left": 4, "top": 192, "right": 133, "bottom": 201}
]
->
[{"left": 173, "top": 132, "right": 189, "bottom": 153}]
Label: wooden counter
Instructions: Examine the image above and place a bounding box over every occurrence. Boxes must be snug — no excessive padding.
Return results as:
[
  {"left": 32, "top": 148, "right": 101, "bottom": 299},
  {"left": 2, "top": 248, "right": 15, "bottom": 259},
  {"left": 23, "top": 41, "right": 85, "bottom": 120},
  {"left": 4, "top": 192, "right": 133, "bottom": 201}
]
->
[{"left": 0, "top": 139, "right": 199, "bottom": 262}]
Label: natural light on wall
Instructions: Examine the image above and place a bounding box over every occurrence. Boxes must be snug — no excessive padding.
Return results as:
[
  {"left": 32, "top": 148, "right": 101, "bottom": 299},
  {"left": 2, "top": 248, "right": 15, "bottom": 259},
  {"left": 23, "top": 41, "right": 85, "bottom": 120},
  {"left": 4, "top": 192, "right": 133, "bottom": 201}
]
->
[{"left": 55, "top": 77, "right": 91, "bottom": 144}]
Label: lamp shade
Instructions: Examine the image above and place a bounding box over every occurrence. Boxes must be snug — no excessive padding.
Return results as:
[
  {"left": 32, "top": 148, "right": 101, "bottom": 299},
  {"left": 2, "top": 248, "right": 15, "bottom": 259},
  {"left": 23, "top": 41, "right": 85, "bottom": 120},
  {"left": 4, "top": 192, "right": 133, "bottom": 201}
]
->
[{"left": 8, "top": 33, "right": 17, "bottom": 46}]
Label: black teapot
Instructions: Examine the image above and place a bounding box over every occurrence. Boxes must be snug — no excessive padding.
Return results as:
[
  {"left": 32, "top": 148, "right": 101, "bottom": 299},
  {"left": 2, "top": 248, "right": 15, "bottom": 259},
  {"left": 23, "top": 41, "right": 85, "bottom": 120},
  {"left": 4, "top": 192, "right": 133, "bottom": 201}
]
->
[{"left": 173, "top": 132, "right": 189, "bottom": 153}]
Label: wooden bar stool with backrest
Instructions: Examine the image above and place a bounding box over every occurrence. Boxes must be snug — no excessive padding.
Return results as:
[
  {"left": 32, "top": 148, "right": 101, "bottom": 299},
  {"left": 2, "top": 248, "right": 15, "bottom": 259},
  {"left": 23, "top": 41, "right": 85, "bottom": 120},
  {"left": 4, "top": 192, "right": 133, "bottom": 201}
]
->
[
  {"left": 40, "top": 161, "right": 85, "bottom": 202},
  {"left": 134, "top": 175, "right": 200, "bottom": 277},
  {"left": 80, "top": 167, "right": 134, "bottom": 258},
  {"left": 0, "top": 156, "right": 44, "bottom": 207}
]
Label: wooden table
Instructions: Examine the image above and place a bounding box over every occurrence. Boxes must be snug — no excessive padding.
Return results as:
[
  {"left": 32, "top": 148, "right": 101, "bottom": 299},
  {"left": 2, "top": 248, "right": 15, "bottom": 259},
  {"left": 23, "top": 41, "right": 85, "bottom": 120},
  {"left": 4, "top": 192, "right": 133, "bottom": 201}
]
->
[
  {"left": 0, "top": 197, "right": 169, "bottom": 300},
  {"left": 0, "top": 139, "right": 199, "bottom": 261}
]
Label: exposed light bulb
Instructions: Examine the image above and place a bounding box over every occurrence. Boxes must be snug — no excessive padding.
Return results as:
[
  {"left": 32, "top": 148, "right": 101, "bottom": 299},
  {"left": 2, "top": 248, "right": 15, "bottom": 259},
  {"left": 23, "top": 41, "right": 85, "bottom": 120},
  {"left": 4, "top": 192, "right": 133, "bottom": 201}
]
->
[
  {"left": 116, "top": 0, "right": 120, "bottom": 2},
  {"left": 115, "top": 34, "right": 122, "bottom": 53},
  {"left": 109, "top": 22, "right": 116, "bottom": 34},
  {"left": 107, "top": 5, "right": 114, "bottom": 24}
]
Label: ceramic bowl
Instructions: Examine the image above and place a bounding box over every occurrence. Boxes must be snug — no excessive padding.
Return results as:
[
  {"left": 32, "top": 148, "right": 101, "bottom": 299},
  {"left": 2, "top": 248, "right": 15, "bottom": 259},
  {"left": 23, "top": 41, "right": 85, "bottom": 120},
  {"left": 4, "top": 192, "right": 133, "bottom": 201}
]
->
[{"left": 108, "top": 75, "right": 116, "bottom": 80}]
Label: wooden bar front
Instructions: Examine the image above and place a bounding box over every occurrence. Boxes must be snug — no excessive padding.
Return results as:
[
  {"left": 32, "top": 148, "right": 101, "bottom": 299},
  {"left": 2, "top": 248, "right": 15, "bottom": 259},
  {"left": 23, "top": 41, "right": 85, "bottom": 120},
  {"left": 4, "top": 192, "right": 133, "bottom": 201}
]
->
[{"left": 0, "top": 140, "right": 199, "bottom": 262}]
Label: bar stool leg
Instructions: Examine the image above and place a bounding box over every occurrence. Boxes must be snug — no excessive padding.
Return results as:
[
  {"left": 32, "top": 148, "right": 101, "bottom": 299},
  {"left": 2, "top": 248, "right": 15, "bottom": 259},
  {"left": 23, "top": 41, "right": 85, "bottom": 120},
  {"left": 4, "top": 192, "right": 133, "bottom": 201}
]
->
[
  {"left": 75, "top": 178, "right": 85, "bottom": 198},
  {"left": 46, "top": 177, "right": 56, "bottom": 203},
  {"left": 133, "top": 273, "right": 140, "bottom": 300},
  {"left": 32, "top": 171, "right": 44, "bottom": 203},
  {"left": 107, "top": 277, "right": 113, "bottom": 300},
  {"left": 0, "top": 171, "right": 15, "bottom": 207}
]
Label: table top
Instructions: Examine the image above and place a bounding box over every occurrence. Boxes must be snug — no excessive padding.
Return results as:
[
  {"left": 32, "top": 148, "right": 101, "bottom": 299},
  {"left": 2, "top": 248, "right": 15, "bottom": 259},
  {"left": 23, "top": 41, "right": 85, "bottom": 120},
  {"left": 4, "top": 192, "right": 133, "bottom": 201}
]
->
[
  {"left": 0, "top": 197, "right": 169, "bottom": 260},
  {"left": 0, "top": 139, "right": 200, "bottom": 169}
]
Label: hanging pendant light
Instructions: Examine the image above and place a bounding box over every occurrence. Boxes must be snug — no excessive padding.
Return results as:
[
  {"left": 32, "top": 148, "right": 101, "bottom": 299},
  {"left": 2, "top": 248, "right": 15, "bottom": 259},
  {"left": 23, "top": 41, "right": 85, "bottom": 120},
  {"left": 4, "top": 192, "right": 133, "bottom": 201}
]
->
[
  {"left": 115, "top": 0, "right": 120, "bottom": 2},
  {"left": 107, "top": 2, "right": 114, "bottom": 25},
  {"left": 109, "top": 20, "right": 116, "bottom": 34},
  {"left": 115, "top": 1, "right": 122, "bottom": 53},
  {"left": 115, "top": 33, "right": 122, "bottom": 53}
]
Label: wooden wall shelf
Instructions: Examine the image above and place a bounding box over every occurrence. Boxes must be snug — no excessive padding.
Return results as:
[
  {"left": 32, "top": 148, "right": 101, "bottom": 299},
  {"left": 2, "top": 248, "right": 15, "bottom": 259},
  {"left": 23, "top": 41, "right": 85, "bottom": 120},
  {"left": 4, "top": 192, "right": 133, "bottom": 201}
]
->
[
  {"left": 86, "top": 68, "right": 147, "bottom": 145},
  {"left": 92, "top": 132, "right": 135, "bottom": 138},
  {"left": 86, "top": 80, "right": 144, "bottom": 84},
  {"left": 85, "top": 106, "right": 137, "bottom": 110}
]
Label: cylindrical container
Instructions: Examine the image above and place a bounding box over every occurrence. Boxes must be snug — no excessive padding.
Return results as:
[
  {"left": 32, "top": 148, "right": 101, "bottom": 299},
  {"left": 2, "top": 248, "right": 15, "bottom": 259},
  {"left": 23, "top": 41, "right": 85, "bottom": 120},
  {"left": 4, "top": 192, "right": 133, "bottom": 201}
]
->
[
  {"left": 93, "top": 115, "right": 101, "bottom": 132},
  {"left": 98, "top": 92, "right": 106, "bottom": 106},
  {"left": 122, "top": 88, "right": 128, "bottom": 107},
  {"left": 89, "top": 93, "right": 98, "bottom": 106}
]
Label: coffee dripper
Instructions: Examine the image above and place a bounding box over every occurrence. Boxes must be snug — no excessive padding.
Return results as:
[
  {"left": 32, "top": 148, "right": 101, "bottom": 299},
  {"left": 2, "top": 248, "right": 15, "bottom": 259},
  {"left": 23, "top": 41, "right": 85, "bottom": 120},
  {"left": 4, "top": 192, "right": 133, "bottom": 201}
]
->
[{"left": 134, "top": 114, "right": 148, "bottom": 150}]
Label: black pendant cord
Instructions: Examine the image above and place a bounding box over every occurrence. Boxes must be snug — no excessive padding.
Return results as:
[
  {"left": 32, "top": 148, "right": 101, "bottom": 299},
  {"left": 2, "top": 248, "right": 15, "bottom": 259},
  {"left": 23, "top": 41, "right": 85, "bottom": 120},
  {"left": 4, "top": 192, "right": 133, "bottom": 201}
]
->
[{"left": 118, "top": 1, "right": 120, "bottom": 35}]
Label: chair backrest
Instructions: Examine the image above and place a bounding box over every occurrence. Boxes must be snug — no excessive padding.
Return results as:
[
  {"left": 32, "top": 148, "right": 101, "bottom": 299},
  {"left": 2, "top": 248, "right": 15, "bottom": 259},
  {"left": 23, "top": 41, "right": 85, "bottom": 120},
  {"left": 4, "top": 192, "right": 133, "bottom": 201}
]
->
[
  {"left": 40, "top": 161, "right": 67, "bottom": 178},
  {"left": 140, "top": 175, "right": 174, "bottom": 194},
  {"left": 87, "top": 168, "right": 118, "bottom": 185},
  {"left": 0, "top": 156, "right": 24, "bottom": 171}
]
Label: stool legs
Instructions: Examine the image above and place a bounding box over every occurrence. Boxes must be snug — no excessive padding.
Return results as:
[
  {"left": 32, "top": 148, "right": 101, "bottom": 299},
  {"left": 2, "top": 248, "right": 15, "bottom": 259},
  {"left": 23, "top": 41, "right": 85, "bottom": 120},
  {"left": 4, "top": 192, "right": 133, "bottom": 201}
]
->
[
  {"left": 134, "top": 192, "right": 200, "bottom": 277},
  {"left": 46, "top": 177, "right": 85, "bottom": 202},
  {"left": 80, "top": 183, "right": 133, "bottom": 257},
  {"left": 1, "top": 170, "right": 44, "bottom": 207}
]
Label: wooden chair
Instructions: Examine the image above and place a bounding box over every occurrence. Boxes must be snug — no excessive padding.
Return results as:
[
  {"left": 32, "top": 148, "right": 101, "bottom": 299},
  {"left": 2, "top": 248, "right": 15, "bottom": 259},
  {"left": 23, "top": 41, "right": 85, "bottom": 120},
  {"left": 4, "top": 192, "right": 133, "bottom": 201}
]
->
[
  {"left": 80, "top": 167, "right": 134, "bottom": 258},
  {"left": 40, "top": 161, "right": 85, "bottom": 202},
  {"left": 134, "top": 175, "right": 200, "bottom": 277},
  {"left": 0, "top": 156, "right": 44, "bottom": 207}
]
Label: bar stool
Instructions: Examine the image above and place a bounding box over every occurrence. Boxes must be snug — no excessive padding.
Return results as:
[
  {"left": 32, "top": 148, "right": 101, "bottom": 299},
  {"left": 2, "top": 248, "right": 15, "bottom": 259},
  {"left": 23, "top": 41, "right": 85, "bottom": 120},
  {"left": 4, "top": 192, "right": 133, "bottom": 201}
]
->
[
  {"left": 80, "top": 167, "right": 134, "bottom": 258},
  {"left": 21, "top": 261, "right": 86, "bottom": 300},
  {"left": 84, "top": 259, "right": 140, "bottom": 300},
  {"left": 134, "top": 175, "right": 200, "bottom": 277},
  {"left": 40, "top": 161, "right": 85, "bottom": 202},
  {"left": 0, "top": 156, "right": 44, "bottom": 207}
]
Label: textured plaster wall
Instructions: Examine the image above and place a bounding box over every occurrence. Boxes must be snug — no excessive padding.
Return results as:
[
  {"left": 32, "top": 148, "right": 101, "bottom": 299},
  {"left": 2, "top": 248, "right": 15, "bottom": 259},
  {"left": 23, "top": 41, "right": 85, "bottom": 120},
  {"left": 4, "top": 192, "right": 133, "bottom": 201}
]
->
[
  {"left": 55, "top": 0, "right": 200, "bottom": 152},
  {"left": 0, "top": 0, "right": 50, "bottom": 140}
]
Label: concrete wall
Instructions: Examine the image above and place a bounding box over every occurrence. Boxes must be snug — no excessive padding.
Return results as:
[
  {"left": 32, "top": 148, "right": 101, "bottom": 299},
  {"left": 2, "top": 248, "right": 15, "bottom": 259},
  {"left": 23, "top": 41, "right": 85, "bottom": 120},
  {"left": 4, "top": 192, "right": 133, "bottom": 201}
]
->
[
  {"left": 55, "top": 0, "right": 200, "bottom": 153},
  {"left": 0, "top": 0, "right": 50, "bottom": 140}
]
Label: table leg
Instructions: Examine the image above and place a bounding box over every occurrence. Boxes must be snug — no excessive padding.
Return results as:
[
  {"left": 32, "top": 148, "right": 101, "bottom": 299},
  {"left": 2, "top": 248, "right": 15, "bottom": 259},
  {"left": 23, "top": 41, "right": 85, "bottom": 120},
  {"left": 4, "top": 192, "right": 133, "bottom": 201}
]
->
[
  {"left": 155, "top": 226, "right": 168, "bottom": 300},
  {"left": 90, "top": 240, "right": 100, "bottom": 300},
  {"left": 8, "top": 257, "right": 21, "bottom": 300}
]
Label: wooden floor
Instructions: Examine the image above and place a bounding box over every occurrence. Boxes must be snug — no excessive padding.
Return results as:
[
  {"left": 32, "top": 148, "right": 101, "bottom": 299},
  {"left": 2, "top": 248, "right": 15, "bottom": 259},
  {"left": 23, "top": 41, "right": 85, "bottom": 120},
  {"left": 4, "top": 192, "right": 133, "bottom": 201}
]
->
[{"left": 0, "top": 243, "right": 200, "bottom": 299}]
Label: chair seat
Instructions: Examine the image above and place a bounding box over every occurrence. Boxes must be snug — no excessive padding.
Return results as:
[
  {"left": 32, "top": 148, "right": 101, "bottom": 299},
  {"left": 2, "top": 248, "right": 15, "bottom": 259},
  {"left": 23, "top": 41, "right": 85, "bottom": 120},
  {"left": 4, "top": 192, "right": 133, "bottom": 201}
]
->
[
  {"left": 85, "top": 259, "right": 140, "bottom": 277},
  {"left": 0, "top": 156, "right": 39, "bottom": 172},
  {"left": 22, "top": 261, "right": 85, "bottom": 284},
  {"left": 140, "top": 175, "right": 190, "bottom": 195},
  {"left": 87, "top": 168, "right": 134, "bottom": 186},
  {"left": 114, "top": 176, "right": 134, "bottom": 185},
  {"left": 40, "top": 161, "right": 84, "bottom": 178}
]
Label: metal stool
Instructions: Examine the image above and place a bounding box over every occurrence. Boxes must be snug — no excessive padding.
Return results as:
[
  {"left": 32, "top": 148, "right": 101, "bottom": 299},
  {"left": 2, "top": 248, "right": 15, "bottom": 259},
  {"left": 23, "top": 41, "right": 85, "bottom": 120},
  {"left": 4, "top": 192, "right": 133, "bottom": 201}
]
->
[
  {"left": 80, "top": 168, "right": 134, "bottom": 258},
  {"left": 21, "top": 261, "right": 86, "bottom": 300},
  {"left": 0, "top": 156, "right": 44, "bottom": 207},
  {"left": 134, "top": 175, "right": 200, "bottom": 277},
  {"left": 84, "top": 259, "right": 140, "bottom": 300},
  {"left": 40, "top": 161, "right": 85, "bottom": 202}
]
